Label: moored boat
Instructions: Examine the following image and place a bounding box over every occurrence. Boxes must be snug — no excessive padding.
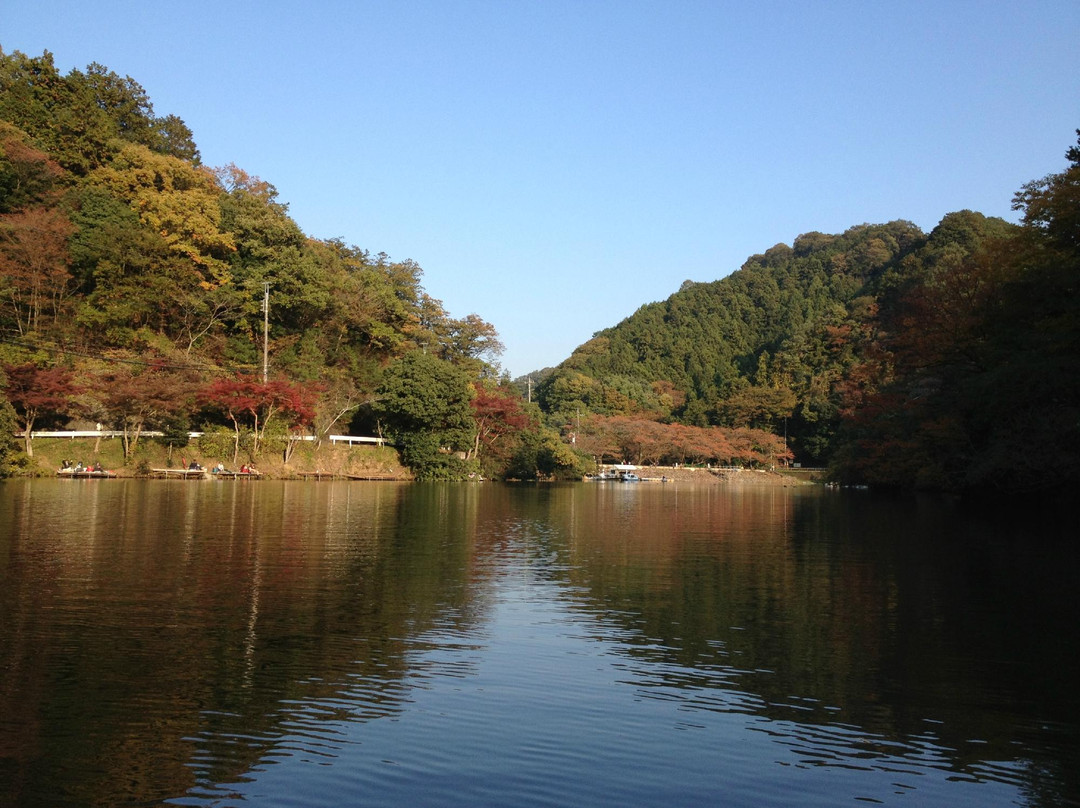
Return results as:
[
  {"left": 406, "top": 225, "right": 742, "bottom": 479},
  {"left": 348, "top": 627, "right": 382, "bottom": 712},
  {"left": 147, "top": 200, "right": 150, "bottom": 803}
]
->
[{"left": 586, "top": 470, "right": 620, "bottom": 481}]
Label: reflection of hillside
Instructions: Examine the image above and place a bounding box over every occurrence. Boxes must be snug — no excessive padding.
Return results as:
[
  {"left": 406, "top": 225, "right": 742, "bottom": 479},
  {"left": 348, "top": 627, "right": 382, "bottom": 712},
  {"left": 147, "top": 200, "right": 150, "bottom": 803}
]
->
[
  {"left": 0, "top": 481, "right": 489, "bottom": 807},
  {"left": 3, "top": 482, "right": 1077, "bottom": 808},
  {"left": 531, "top": 485, "right": 1079, "bottom": 808}
]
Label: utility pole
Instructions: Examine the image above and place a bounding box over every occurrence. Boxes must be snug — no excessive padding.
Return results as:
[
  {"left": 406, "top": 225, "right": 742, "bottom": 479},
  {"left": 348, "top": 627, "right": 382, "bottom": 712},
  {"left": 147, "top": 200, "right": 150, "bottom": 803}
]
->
[
  {"left": 527, "top": 375, "right": 532, "bottom": 403},
  {"left": 262, "top": 282, "right": 270, "bottom": 384}
]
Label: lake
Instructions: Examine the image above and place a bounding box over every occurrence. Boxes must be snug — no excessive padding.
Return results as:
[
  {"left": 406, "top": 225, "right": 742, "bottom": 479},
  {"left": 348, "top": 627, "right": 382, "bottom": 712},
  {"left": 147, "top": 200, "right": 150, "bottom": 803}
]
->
[{"left": 0, "top": 479, "right": 1077, "bottom": 807}]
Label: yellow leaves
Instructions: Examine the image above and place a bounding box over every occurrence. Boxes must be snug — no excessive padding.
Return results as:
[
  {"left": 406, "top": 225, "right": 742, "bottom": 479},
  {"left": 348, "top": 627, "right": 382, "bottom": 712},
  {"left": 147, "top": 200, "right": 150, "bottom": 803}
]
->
[{"left": 90, "top": 143, "right": 235, "bottom": 287}]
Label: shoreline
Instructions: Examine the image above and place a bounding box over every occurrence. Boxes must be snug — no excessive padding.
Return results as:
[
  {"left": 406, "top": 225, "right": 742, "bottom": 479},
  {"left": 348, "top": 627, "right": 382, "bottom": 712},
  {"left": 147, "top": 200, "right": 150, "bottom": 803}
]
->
[
  {"left": 12, "top": 437, "right": 412, "bottom": 481},
  {"left": 592, "top": 466, "right": 815, "bottom": 486},
  {"left": 13, "top": 437, "right": 816, "bottom": 485}
]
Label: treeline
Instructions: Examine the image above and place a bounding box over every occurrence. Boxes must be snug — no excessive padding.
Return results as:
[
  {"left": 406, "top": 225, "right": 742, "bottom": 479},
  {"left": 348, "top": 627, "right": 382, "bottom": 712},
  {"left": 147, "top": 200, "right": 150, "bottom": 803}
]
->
[
  {"left": 5, "top": 48, "right": 1074, "bottom": 490},
  {"left": 0, "top": 49, "right": 521, "bottom": 478},
  {"left": 0, "top": 49, "right": 794, "bottom": 479},
  {"left": 535, "top": 134, "right": 1080, "bottom": 494}
]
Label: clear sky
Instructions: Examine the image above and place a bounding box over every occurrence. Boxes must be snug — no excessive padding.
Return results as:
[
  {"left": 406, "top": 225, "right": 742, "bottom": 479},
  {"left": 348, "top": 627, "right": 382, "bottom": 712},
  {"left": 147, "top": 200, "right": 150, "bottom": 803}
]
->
[{"left": 3, "top": 1, "right": 1079, "bottom": 377}]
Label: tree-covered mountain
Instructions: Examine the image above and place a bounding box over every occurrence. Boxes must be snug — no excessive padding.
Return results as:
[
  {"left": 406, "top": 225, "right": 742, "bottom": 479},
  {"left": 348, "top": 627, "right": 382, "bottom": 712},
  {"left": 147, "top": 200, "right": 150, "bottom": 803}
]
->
[
  {"left": 537, "top": 215, "right": 1010, "bottom": 457},
  {"left": 0, "top": 49, "right": 536, "bottom": 479},
  {"left": 3, "top": 47, "right": 1075, "bottom": 492},
  {"left": 1, "top": 48, "right": 809, "bottom": 480},
  {"left": 535, "top": 134, "right": 1080, "bottom": 494}
]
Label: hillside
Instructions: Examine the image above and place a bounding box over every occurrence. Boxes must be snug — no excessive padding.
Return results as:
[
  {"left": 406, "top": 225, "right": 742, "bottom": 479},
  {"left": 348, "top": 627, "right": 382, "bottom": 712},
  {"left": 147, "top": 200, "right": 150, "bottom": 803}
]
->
[
  {"left": 537, "top": 213, "right": 1012, "bottom": 463},
  {"left": 2, "top": 48, "right": 1077, "bottom": 493},
  {"left": 535, "top": 132, "right": 1080, "bottom": 493},
  {"left": 0, "top": 49, "right": 540, "bottom": 481}
]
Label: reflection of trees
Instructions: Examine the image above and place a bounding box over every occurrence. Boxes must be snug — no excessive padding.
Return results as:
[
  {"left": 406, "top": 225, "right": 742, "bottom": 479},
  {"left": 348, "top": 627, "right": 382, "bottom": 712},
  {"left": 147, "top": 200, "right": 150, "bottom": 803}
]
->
[
  {"left": 0, "top": 480, "right": 486, "bottom": 807},
  {"left": 2, "top": 482, "right": 1077, "bottom": 808},
  {"left": 537, "top": 485, "right": 1079, "bottom": 808}
]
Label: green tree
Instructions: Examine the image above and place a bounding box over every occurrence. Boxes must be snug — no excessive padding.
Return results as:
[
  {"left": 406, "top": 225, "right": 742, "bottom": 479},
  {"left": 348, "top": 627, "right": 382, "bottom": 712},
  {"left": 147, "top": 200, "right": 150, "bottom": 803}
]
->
[
  {"left": 89, "top": 142, "right": 235, "bottom": 286},
  {"left": 69, "top": 189, "right": 205, "bottom": 346},
  {"left": 373, "top": 352, "right": 475, "bottom": 479},
  {"left": 506, "top": 425, "right": 589, "bottom": 480},
  {"left": 0, "top": 49, "right": 115, "bottom": 174},
  {"left": 0, "top": 392, "right": 18, "bottom": 475},
  {"left": 0, "top": 50, "right": 199, "bottom": 171}
]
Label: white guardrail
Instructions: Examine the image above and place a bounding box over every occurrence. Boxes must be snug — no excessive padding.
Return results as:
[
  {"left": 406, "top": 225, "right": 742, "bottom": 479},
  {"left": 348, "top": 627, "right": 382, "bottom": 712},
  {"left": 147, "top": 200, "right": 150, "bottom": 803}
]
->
[{"left": 19, "top": 431, "right": 389, "bottom": 446}]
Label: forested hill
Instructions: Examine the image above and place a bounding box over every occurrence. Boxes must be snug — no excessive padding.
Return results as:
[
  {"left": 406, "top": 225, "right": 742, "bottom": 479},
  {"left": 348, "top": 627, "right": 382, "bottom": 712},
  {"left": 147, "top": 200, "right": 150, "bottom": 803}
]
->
[
  {"left": 0, "top": 49, "right": 502, "bottom": 379},
  {"left": 538, "top": 213, "right": 1014, "bottom": 456},
  {"left": 536, "top": 133, "right": 1080, "bottom": 493},
  {"left": 0, "top": 49, "right": 526, "bottom": 481},
  {"left": 2, "top": 47, "right": 1077, "bottom": 492}
]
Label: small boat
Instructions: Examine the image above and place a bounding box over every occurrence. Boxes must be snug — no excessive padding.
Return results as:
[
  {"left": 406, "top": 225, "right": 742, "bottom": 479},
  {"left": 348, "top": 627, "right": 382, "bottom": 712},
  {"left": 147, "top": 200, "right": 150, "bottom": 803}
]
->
[
  {"left": 588, "top": 471, "right": 619, "bottom": 481},
  {"left": 620, "top": 472, "right": 640, "bottom": 482}
]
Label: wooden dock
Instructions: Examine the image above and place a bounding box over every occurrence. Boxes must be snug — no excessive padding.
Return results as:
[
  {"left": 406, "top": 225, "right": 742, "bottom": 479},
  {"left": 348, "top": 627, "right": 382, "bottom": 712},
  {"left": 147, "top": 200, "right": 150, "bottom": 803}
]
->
[
  {"left": 56, "top": 469, "right": 117, "bottom": 479},
  {"left": 150, "top": 468, "right": 208, "bottom": 479},
  {"left": 298, "top": 471, "right": 399, "bottom": 481}
]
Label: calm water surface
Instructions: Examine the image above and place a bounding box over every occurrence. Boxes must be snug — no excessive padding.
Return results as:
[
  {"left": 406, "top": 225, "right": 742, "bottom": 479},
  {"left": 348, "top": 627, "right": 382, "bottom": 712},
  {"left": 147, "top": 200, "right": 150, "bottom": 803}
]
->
[{"left": 0, "top": 479, "right": 1077, "bottom": 807}]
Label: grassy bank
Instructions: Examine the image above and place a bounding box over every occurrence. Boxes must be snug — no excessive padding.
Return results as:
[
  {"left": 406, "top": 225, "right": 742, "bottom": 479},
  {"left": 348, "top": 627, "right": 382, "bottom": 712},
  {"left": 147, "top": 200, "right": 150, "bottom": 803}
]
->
[{"left": 11, "top": 435, "right": 411, "bottom": 480}]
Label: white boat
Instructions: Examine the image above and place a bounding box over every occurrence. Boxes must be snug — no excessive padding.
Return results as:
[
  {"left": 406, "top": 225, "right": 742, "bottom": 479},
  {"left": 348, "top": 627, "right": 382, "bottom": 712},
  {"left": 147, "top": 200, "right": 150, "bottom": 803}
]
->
[{"left": 588, "top": 471, "right": 619, "bottom": 481}]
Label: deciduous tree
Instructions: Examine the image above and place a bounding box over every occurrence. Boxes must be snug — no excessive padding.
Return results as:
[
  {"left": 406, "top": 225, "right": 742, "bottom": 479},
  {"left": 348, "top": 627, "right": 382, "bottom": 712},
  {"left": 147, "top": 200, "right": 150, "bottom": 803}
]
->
[
  {"left": 201, "top": 376, "right": 316, "bottom": 463},
  {"left": 2, "top": 362, "right": 78, "bottom": 457},
  {"left": 0, "top": 207, "right": 75, "bottom": 335},
  {"left": 0, "top": 121, "right": 64, "bottom": 213},
  {"left": 469, "top": 384, "right": 533, "bottom": 469},
  {"left": 99, "top": 363, "right": 194, "bottom": 459},
  {"left": 90, "top": 143, "right": 235, "bottom": 287}
]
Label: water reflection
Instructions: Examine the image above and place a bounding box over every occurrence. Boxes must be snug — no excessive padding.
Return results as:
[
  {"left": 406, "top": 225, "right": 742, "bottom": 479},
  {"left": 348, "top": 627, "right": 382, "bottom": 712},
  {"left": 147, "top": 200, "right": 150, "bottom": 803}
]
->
[
  {"left": 0, "top": 481, "right": 482, "bottom": 806},
  {"left": 0, "top": 480, "right": 1077, "bottom": 807},
  {"left": 542, "top": 485, "right": 1080, "bottom": 806}
]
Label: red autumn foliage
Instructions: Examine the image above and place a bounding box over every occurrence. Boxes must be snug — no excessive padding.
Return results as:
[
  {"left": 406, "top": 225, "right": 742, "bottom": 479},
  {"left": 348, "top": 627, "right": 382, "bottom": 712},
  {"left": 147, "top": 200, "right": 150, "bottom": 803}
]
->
[
  {"left": 469, "top": 385, "right": 534, "bottom": 462},
  {"left": 575, "top": 414, "right": 791, "bottom": 467},
  {"left": 2, "top": 362, "right": 80, "bottom": 456},
  {"left": 200, "top": 376, "right": 319, "bottom": 462}
]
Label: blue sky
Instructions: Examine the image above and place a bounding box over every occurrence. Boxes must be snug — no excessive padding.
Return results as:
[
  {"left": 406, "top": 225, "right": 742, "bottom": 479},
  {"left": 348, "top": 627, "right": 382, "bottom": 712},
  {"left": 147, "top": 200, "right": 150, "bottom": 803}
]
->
[{"left": 4, "top": 1, "right": 1079, "bottom": 377}]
